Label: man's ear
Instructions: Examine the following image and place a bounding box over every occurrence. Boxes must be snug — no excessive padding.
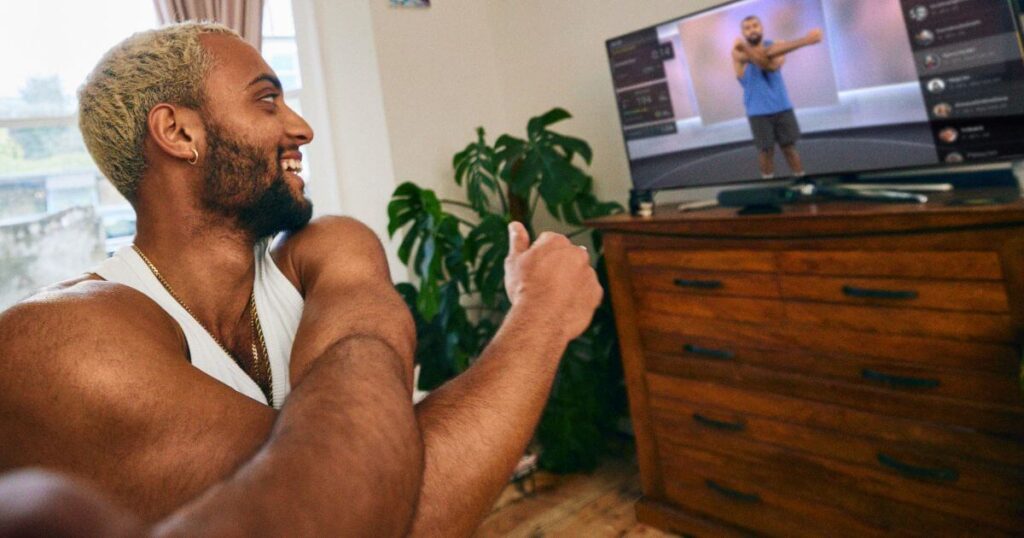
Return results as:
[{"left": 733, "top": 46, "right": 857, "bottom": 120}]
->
[{"left": 146, "top": 104, "right": 203, "bottom": 163}]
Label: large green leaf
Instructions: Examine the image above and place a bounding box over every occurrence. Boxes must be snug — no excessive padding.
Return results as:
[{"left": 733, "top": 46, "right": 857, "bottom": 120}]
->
[
  {"left": 453, "top": 128, "right": 501, "bottom": 214},
  {"left": 536, "top": 151, "right": 587, "bottom": 209},
  {"left": 465, "top": 214, "right": 509, "bottom": 307},
  {"left": 527, "top": 107, "right": 572, "bottom": 139},
  {"left": 548, "top": 132, "right": 592, "bottom": 165},
  {"left": 387, "top": 181, "right": 425, "bottom": 238}
]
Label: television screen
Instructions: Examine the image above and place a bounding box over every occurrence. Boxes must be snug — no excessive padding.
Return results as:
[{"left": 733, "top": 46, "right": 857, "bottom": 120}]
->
[{"left": 606, "top": 0, "right": 1024, "bottom": 191}]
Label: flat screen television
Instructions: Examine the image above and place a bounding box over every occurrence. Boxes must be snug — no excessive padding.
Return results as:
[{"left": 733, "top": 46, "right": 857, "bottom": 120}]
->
[{"left": 606, "top": 0, "right": 1024, "bottom": 192}]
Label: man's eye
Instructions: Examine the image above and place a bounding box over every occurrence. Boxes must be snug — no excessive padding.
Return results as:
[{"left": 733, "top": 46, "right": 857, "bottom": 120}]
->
[{"left": 259, "top": 94, "right": 278, "bottom": 103}]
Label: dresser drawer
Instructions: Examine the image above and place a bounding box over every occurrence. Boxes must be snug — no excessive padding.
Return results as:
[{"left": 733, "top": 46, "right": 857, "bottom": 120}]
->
[
  {"left": 638, "top": 311, "right": 1020, "bottom": 376},
  {"left": 635, "top": 499, "right": 753, "bottom": 538},
  {"left": 628, "top": 249, "right": 776, "bottom": 272},
  {"left": 784, "top": 301, "right": 1014, "bottom": 343},
  {"left": 631, "top": 266, "right": 780, "bottom": 298},
  {"left": 779, "top": 275, "right": 1009, "bottom": 312},
  {"left": 659, "top": 441, "right": 1018, "bottom": 535},
  {"left": 646, "top": 375, "right": 1024, "bottom": 470},
  {"left": 778, "top": 250, "right": 1004, "bottom": 280},
  {"left": 650, "top": 399, "right": 1024, "bottom": 502},
  {"left": 646, "top": 355, "right": 1024, "bottom": 435},
  {"left": 636, "top": 291, "right": 784, "bottom": 324},
  {"left": 659, "top": 454, "right": 886, "bottom": 538},
  {"left": 642, "top": 329, "right": 1023, "bottom": 407}
]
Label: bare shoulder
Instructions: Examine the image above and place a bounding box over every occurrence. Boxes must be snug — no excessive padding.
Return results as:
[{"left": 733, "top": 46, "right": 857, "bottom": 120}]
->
[
  {"left": 0, "top": 279, "right": 274, "bottom": 520},
  {"left": 270, "top": 216, "right": 390, "bottom": 293},
  {"left": 0, "top": 278, "right": 186, "bottom": 375}
]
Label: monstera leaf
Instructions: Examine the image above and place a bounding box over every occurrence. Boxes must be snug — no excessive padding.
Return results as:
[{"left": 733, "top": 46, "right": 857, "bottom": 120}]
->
[
  {"left": 465, "top": 214, "right": 509, "bottom": 308},
  {"left": 549, "top": 176, "right": 625, "bottom": 226},
  {"left": 496, "top": 108, "right": 596, "bottom": 216},
  {"left": 453, "top": 127, "right": 501, "bottom": 215},
  {"left": 387, "top": 182, "right": 466, "bottom": 320}
]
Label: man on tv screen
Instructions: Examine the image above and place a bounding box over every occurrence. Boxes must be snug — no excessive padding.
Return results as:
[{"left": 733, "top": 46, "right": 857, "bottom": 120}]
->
[{"left": 732, "top": 15, "right": 822, "bottom": 180}]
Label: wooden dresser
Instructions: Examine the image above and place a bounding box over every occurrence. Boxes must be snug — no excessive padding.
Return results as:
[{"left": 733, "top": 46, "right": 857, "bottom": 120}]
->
[{"left": 590, "top": 193, "right": 1024, "bottom": 536}]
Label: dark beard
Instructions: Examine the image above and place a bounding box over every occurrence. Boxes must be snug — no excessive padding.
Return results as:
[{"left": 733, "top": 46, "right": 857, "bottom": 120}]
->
[
  {"left": 200, "top": 120, "right": 313, "bottom": 239},
  {"left": 746, "top": 34, "right": 763, "bottom": 46}
]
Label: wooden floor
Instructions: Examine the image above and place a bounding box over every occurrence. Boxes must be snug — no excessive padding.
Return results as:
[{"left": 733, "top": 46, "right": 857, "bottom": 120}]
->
[{"left": 473, "top": 460, "right": 678, "bottom": 538}]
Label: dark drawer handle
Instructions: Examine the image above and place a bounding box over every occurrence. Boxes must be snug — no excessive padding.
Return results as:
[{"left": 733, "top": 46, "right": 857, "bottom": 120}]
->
[
  {"left": 693, "top": 413, "right": 746, "bottom": 432},
  {"left": 861, "top": 369, "right": 940, "bottom": 389},
  {"left": 683, "top": 343, "right": 735, "bottom": 360},
  {"left": 842, "top": 285, "right": 918, "bottom": 300},
  {"left": 877, "top": 453, "right": 959, "bottom": 482},
  {"left": 705, "top": 480, "right": 761, "bottom": 503},
  {"left": 673, "top": 278, "right": 723, "bottom": 290}
]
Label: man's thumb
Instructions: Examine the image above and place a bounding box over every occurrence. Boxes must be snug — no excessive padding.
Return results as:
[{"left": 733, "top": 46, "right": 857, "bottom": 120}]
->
[{"left": 508, "top": 221, "right": 529, "bottom": 257}]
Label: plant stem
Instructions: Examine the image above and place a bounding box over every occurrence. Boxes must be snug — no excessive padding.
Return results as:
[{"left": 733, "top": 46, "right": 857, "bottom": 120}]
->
[
  {"left": 527, "top": 191, "right": 540, "bottom": 223},
  {"left": 495, "top": 174, "right": 509, "bottom": 215},
  {"left": 441, "top": 199, "right": 475, "bottom": 210},
  {"left": 453, "top": 216, "right": 477, "bottom": 229},
  {"left": 566, "top": 227, "right": 590, "bottom": 239}
]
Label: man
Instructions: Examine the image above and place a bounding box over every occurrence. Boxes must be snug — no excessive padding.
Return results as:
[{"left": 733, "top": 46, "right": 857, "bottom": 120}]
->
[
  {"left": 732, "top": 15, "right": 823, "bottom": 179},
  {"left": 0, "top": 22, "right": 602, "bottom": 536}
]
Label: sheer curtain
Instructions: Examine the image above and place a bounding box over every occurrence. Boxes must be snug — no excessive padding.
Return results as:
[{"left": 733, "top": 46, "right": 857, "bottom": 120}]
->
[{"left": 152, "top": 0, "right": 264, "bottom": 50}]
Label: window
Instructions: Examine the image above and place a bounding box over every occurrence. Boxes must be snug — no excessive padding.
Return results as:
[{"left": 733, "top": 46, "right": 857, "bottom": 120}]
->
[
  {"left": 0, "top": 2, "right": 158, "bottom": 231},
  {"left": 0, "top": 1, "right": 157, "bottom": 308},
  {"left": 262, "top": 0, "right": 313, "bottom": 191}
]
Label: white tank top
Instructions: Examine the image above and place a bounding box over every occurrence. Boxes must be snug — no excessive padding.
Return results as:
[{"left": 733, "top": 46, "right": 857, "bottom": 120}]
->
[{"left": 91, "top": 239, "right": 304, "bottom": 408}]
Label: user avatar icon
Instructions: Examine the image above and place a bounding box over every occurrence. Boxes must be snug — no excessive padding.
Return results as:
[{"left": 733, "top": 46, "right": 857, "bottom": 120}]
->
[
  {"left": 908, "top": 5, "right": 929, "bottom": 22},
  {"left": 944, "top": 152, "right": 964, "bottom": 163},
  {"left": 923, "top": 53, "right": 940, "bottom": 70},
  {"left": 938, "top": 127, "right": 958, "bottom": 144},
  {"left": 927, "top": 78, "right": 946, "bottom": 94},
  {"left": 932, "top": 103, "right": 952, "bottom": 118},
  {"left": 915, "top": 29, "right": 935, "bottom": 46}
]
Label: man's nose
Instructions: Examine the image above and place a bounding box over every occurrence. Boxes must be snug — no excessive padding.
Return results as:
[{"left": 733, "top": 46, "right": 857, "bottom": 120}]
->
[{"left": 285, "top": 104, "right": 314, "bottom": 145}]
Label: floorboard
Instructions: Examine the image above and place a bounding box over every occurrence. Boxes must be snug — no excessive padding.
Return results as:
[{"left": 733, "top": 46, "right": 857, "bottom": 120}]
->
[{"left": 474, "top": 459, "right": 679, "bottom": 537}]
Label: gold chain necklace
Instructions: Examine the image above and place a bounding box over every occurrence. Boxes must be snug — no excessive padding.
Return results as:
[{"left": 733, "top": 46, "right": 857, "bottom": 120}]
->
[{"left": 132, "top": 245, "right": 274, "bottom": 407}]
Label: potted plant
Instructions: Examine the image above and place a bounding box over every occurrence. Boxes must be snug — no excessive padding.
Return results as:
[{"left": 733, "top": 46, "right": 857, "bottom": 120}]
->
[{"left": 387, "top": 108, "right": 626, "bottom": 472}]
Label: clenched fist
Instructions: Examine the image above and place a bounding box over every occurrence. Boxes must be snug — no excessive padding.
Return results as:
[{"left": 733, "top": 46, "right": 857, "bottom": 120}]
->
[{"left": 503, "top": 222, "right": 604, "bottom": 342}]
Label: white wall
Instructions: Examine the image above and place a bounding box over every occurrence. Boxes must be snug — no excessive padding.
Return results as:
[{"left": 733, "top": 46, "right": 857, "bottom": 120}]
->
[
  {"left": 304, "top": 0, "right": 405, "bottom": 281},
  {"left": 483, "top": 1, "right": 723, "bottom": 206},
  {"left": 364, "top": 1, "right": 726, "bottom": 212},
  {"left": 307, "top": 1, "right": 728, "bottom": 280},
  {"left": 368, "top": 1, "right": 514, "bottom": 203}
]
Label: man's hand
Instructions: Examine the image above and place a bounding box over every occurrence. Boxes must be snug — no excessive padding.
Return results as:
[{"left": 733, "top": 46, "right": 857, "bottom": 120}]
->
[
  {"left": 805, "top": 28, "right": 823, "bottom": 44},
  {"left": 733, "top": 37, "right": 746, "bottom": 52},
  {"left": 503, "top": 222, "right": 603, "bottom": 342}
]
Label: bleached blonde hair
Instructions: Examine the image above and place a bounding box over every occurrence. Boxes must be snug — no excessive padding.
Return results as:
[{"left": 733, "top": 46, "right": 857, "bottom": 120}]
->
[{"left": 78, "top": 21, "right": 239, "bottom": 201}]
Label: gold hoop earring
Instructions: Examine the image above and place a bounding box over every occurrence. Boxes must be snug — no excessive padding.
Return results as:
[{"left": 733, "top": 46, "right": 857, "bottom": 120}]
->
[{"left": 188, "top": 148, "right": 199, "bottom": 165}]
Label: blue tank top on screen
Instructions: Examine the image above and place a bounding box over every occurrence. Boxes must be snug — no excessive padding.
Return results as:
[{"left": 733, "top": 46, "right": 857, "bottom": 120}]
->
[{"left": 739, "top": 40, "right": 793, "bottom": 116}]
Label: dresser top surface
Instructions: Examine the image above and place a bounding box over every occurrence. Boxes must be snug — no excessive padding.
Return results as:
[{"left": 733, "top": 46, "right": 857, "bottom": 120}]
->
[{"left": 588, "top": 189, "right": 1024, "bottom": 237}]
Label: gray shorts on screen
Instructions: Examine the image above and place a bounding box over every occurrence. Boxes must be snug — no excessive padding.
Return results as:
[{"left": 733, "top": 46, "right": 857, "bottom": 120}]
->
[{"left": 748, "top": 109, "right": 801, "bottom": 151}]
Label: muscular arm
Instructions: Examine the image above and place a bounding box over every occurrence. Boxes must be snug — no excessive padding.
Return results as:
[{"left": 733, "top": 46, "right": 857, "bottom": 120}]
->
[
  {"left": 734, "top": 29, "right": 822, "bottom": 73},
  {"left": 155, "top": 334, "right": 419, "bottom": 537},
  {"left": 410, "top": 225, "right": 601, "bottom": 537},
  {"left": 282, "top": 220, "right": 601, "bottom": 537},
  {"left": 0, "top": 286, "right": 275, "bottom": 520},
  {"left": 731, "top": 42, "right": 749, "bottom": 78},
  {"left": 0, "top": 218, "right": 422, "bottom": 533}
]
